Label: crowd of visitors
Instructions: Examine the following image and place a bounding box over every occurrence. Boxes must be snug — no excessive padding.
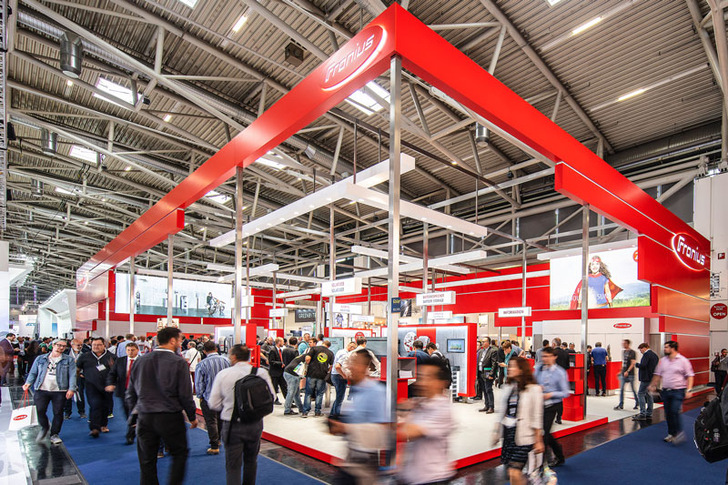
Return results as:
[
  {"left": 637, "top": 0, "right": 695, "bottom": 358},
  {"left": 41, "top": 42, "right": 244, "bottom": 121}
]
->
[{"left": 0, "top": 329, "right": 702, "bottom": 484}]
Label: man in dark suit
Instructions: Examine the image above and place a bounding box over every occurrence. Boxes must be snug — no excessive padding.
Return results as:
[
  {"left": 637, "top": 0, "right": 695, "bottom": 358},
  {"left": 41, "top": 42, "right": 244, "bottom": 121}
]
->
[
  {"left": 268, "top": 337, "right": 288, "bottom": 405},
  {"left": 77, "top": 337, "right": 115, "bottom": 437},
  {"left": 126, "top": 327, "right": 197, "bottom": 485},
  {"left": 106, "top": 342, "right": 140, "bottom": 444}
]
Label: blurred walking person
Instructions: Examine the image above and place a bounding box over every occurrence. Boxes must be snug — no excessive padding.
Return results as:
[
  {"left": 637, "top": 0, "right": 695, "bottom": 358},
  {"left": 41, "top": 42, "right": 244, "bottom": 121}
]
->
[
  {"left": 328, "top": 349, "right": 388, "bottom": 484},
  {"left": 64, "top": 339, "right": 86, "bottom": 419},
  {"left": 648, "top": 340, "right": 694, "bottom": 445},
  {"left": 23, "top": 339, "right": 77, "bottom": 445},
  {"left": 194, "top": 340, "right": 230, "bottom": 455},
  {"left": 535, "top": 347, "right": 569, "bottom": 468},
  {"left": 126, "top": 327, "right": 198, "bottom": 485},
  {"left": 633, "top": 343, "right": 659, "bottom": 421},
  {"left": 398, "top": 358, "right": 455, "bottom": 484},
  {"left": 492, "top": 357, "right": 544, "bottom": 485},
  {"left": 331, "top": 341, "right": 356, "bottom": 418}
]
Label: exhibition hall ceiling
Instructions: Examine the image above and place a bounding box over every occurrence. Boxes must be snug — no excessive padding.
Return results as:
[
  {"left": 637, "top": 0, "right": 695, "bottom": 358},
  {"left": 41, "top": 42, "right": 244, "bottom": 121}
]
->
[{"left": 4, "top": 0, "right": 724, "bottom": 301}]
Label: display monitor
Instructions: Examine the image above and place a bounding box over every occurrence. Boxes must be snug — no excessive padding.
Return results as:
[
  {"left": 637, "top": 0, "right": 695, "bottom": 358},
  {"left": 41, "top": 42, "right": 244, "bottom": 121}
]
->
[
  {"left": 447, "top": 338, "right": 465, "bottom": 353},
  {"left": 364, "top": 337, "right": 389, "bottom": 357},
  {"left": 326, "top": 336, "right": 345, "bottom": 355}
]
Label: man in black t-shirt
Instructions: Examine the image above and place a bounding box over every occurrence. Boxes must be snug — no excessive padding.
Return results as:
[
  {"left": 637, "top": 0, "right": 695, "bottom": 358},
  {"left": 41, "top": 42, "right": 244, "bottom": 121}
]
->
[{"left": 302, "top": 341, "right": 334, "bottom": 417}]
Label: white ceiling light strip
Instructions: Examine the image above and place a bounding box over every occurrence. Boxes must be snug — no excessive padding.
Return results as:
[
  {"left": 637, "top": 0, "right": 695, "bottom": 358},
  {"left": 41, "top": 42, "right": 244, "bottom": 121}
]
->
[
  {"left": 209, "top": 155, "right": 416, "bottom": 248},
  {"left": 134, "top": 268, "right": 298, "bottom": 290}
]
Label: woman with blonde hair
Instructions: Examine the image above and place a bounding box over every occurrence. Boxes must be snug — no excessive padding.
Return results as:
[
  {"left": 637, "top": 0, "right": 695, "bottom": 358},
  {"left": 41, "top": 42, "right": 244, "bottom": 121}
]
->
[{"left": 493, "top": 357, "right": 544, "bottom": 485}]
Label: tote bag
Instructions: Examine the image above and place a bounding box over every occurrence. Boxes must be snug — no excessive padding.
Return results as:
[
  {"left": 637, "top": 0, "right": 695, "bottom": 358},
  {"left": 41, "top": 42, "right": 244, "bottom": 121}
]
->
[{"left": 9, "top": 390, "right": 38, "bottom": 431}]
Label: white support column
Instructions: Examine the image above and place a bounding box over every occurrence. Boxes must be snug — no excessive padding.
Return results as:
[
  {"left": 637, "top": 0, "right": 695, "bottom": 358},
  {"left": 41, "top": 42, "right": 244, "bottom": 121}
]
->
[
  {"left": 129, "top": 258, "right": 135, "bottom": 335},
  {"left": 105, "top": 296, "right": 110, "bottom": 339},
  {"left": 167, "top": 234, "right": 174, "bottom": 325},
  {"left": 580, "top": 205, "right": 590, "bottom": 418},
  {"left": 386, "top": 56, "right": 403, "bottom": 456}
]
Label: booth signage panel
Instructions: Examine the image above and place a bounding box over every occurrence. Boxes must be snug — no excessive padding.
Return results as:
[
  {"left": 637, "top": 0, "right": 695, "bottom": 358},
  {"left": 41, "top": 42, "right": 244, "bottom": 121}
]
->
[
  {"left": 427, "top": 311, "right": 453, "bottom": 320},
  {"left": 332, "top": 303, "right": 363, "bottom": 314},
  {"left": 321, "top": 277, "right": 362, "bottom": 297},
  {"left": 295, "top": 308, "right": 316, "bottom": 322},
  {"left": 416, "top": 291, "right": 456, "bottom": 306},
  {"left": 711, "top": 304, "right": 728, "bottom": 320},
  {"left": 157, "top": 317, "right": 180, "bottom": 328},
  {"left": 269, "top": 308, "right": 288, "bottom": 318},
  {"left": 672, "top": 233, "right": 709, "bottom": 271},
  {"left": 239, "top": 295, "right": 255, "bottom": 308},
  {"left": 351, "top": 314, "right": 375, "bottom": 323},
  {"left": 498, "top": 307, "right": 532, "bottom": 318}
]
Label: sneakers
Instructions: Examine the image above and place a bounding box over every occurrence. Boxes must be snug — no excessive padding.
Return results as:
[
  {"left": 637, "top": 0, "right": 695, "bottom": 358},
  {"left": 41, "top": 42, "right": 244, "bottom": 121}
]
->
[
  {"left": 283, "top": 410, "right": 299, "bottom": 415},
  {"left": 614, "top": 404, "right": 624, "bottom": 410},
  {"left": 632, "top": 414, "right": 646, "bottom": 421},
  {"left": 314, "top": 412, "right": 324, "bottom": 417},
  {"left": 549, "top": 458, "right": 566, "bottom": 468},
  {"left": 79, "top": 413, "right": 87, "bottom": 419},
  {"left": 600, "top": 393, "right": 606, "bottom": 397},
  {"left": 89, "top": 429, "right": 100, "bottom": 438},
  {"left": 64, "top": 415, "right": 71, "bottom": 420},
  {"left": 633, "top": 404, "right": 639, "bottom": 410},
  {"left": 206, "top": 448, "right": 220, "bottom": 455},
  {"left": 100, "top": 426, "right": 110, "bottom": 433},
  {"left": 107, "top": 413, "right": 114, "bottom": 418},
  {"left": 274, "top": 400, "right": 282, "bottom": 406},
  {"left": 157, "top": 451, "right": 165, "bottom": 459},
  {"left": 36, "top": 428, "right": 49, "bottom": 443},
  {"left": 672, "top": 432, "right": 686, "bottom": 445},
  {"left": 663, "top": 434, "right": 674, "bottom": 442},
  {"left": 49, "top": 434, "right": 62, "bottom": 445},
  {"left": 301, "top": 412, "right": 309, "bottom": 418}
]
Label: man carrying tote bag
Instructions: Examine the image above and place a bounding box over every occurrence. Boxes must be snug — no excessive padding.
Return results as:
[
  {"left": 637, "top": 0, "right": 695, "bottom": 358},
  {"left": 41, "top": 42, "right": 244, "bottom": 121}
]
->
[{"left": 22, "top": 339, "right": 77, "bottom": 445}]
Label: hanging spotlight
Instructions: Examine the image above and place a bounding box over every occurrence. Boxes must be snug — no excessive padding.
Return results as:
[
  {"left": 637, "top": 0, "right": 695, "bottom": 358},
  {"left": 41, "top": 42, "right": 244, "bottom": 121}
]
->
[
  {"left": 31, "top": 179, "right": 44, "bottom": 197},
  {"left": 40, "top": 129, "right": 57, "bottom": 154},
  {"left": 60, "top": 31, "right": 83, "bottom": 78},
  {"left": 474, "top": 123, "right": 489, "bottom": 146}
]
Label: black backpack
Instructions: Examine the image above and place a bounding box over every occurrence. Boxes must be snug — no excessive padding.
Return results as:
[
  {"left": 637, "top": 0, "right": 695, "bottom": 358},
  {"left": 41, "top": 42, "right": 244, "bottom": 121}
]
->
[
  {"left": 231, "top": 367, "right": 274, "bottom": 423},
  {"left": 694, "top": 395, "right": 728, "bottom": 463}
]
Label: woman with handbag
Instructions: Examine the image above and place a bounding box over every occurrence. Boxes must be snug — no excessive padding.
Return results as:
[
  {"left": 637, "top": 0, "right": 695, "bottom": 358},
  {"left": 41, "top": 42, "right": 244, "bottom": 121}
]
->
[
  {"left": 492, "top": 357, "right": 545, "bottom": 485},
  {"left": 22, "top": 339, "right": 77, "bottom": 445}
]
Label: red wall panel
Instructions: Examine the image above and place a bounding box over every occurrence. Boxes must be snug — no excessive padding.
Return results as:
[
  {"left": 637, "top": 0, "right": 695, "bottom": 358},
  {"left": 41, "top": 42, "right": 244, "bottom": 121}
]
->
[
  {"left": 660, "top": 316, "right": 710, "bottom": 336},
  {"left": 668, "top": 334, "right": 710, "bottom": 359},
  {"left": 638, "top": 236, "right": 709, "bottom": 300},
  {"left": 652, "top": 287, "right": 710, "bottom": 322}
]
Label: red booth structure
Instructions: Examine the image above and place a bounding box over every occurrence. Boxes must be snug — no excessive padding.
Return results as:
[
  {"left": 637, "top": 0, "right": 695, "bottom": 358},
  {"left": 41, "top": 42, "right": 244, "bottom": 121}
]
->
[
  {"left": 380, "top": 357, "right": 415, "bottom": 403},
  {"left": 75, "top": 3, "right": 711, "bottom": 470}
]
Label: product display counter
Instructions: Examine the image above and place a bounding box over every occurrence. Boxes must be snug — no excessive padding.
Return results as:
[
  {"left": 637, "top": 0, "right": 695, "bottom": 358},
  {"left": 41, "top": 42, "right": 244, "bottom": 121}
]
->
[{"left": 587, "top": 361, "right": 622, "bottom": 394}]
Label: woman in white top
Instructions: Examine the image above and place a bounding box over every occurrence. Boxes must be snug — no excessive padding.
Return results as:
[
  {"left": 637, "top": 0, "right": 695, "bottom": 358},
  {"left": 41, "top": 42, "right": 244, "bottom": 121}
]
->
[{"left": 492, "top": 357, "right": 544, "bottom": 485}]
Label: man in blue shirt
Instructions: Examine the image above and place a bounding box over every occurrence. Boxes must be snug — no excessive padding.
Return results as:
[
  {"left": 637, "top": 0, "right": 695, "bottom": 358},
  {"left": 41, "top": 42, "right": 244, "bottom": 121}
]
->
[
  {"left": 406, "top": 340, "right": 430, "bottom": 364},
  {"left": 535, "top": 347, "right": 571, "bottom": 468},
  {"left": 194, "top": 341, "right": 230, "bottom": 454},
  {"left": 591, "top": 342, "right": 609, "bottom": 397},
  {"left": 329, "top": 349, "right": 387, "bottom": 483}
]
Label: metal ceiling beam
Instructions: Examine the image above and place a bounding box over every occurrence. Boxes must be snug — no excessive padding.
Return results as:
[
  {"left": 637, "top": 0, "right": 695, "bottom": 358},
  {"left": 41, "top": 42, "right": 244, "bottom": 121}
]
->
[{"left": 478, "top": 0, "right": 614, "bottom": 154}]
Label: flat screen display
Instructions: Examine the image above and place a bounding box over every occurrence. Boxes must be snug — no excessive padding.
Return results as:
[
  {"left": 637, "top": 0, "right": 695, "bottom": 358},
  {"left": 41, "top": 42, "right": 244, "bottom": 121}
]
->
[{"left": 447, "top": 339, "right": 465, "bottom": 353}]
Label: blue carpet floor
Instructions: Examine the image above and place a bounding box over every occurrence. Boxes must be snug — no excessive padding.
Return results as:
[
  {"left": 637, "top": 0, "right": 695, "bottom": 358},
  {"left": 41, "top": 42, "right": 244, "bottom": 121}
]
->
[
  {"left": 54, "top": 397, "right": 323, "bottom": 484},
  {"left": 555, "top": 407, "right": 727, "bottom": 484}
]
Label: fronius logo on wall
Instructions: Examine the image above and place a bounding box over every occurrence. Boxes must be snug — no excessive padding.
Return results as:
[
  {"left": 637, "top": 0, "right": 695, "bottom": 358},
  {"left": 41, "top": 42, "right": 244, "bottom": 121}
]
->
[
  {"left": 322, "top": 25, "right": 386, "bottom": 91},
  {"left": 613, "top": 323, "right": 632, "bottom": 329},
  {"left": 671, "top": 233, "right": 708, "bottom": 271}
]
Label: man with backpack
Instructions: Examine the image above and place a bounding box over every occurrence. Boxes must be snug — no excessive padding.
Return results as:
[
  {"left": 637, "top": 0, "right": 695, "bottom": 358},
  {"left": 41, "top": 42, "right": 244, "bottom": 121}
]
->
[{"left": 209, "top": 344, "right": 275, "bottom": 485}]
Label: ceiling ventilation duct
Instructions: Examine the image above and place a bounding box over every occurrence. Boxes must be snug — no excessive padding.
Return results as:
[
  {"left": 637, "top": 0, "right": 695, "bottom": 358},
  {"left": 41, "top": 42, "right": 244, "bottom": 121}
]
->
[
  {"left": 40, "top": 129, "right": 57, "bottom": 154},
  {"left": 60, "top": 31, "right": 83, "bottom": 78},
  {"left": 31, "top": 179, "right": 44, "bottom": 196}
]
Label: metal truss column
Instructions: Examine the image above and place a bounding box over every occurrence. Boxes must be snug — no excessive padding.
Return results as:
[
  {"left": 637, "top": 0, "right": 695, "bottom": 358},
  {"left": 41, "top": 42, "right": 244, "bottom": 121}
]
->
[
  {"left": 580, "top": 205, "right": 590, "bottom": 418},
  {"left": 233, "top": 166, "right": 243, "bottom": 345}
]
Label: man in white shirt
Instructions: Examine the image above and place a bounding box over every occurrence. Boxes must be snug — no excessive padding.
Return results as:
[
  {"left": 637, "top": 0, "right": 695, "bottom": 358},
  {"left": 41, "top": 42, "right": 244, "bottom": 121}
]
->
[
  {"left": 331, "top": 341, "right": 356, "bottom": 417},
  {"left": 209, "top": 344, "right": 274, "bottom": 485}
]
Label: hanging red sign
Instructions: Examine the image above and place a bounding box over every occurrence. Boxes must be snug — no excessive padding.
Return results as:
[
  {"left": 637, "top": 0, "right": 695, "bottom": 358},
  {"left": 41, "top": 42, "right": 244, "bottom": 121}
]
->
[
  {"left": 613, "top": 323, "right": 632, "bottom": 329},
  {"left": 711, "top": 304, "right": 728, "bottom": 320},
  {"left": 322, "top": 25, "right": 386, "bottom": 91},
  {"left": 672, "top": 233, "right": 708, "bottom": 271},
  {"left": 355, "top": 331, "right": 366, "bottom": 340}
]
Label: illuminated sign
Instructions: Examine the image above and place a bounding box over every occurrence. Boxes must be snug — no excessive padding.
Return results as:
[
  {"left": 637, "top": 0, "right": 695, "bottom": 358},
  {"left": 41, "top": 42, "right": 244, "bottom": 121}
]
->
[
  {"left": 711, "top": 304, "right": 728, "bottom": 320},
  {"left": 322, "top": 25, "right": 386, "bottom": 91},
  {"left": 321, "top": 277, "right": 362, "bottom": 297},
  {"left": 672, "top": 233, "right": 708, "bottom": 271}
]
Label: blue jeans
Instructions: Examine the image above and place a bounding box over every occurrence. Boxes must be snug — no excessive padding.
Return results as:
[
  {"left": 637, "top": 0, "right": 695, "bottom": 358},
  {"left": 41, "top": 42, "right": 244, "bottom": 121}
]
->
[
  {"left": 637, "top": 381, "right": 653, "bottom": 416},
  {"left": 618, "top": 373, "right": 637, "bottom": 406},
  {"left": 661, "top": 388, "right": 686, "bottom": 436},
  {"left": 330, "top": 374, "right": 348, "bottom": 417},
  {"left": 303, "top": 377, "right": 326, "bottom": 414},
  {"left": 283, "top": 373, "right": 303, "bottom": 413}
]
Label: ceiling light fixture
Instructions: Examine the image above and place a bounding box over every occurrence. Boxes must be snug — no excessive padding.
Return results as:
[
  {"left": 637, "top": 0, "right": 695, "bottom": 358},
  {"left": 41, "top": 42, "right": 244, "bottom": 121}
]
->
[
  {"left": 55, "top": 186, "right": 74, "bottom": 196},
  {"left": 163, "top": 114, "right": 172, "bottom": 122},
  {"left": 571, "top": 16, "right": 602, "bottom": 36},
  {"left": 546, "top": 0, "right": 563, "bottom": 5},
  {"left": 178, "top": 0, "right": 198, "bottom": 8},
  {"left": 232, "top": 13, "right": 249, "bottom": 33},
  {"left": 66, "top": 80, "right": 74, "bottom": 87},
  {"left": 346, "top": 82, "right": 390, "bottom": 116},
  {"left": 124, "top": 166, "right": 132, "bottom": 172},
  {"left": 256, "top": 155, "right": 286, "bottom": 170},
  {"left": 617, "top": 88, "right": 647, "bottom": 102},
  {"left": 94, "top": 77, "right": 138, "bottom": 107},
  {"left": 69, "top": 145, "right": 98, "bottom": 163}
]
